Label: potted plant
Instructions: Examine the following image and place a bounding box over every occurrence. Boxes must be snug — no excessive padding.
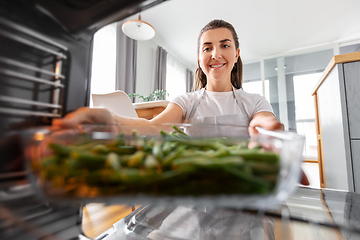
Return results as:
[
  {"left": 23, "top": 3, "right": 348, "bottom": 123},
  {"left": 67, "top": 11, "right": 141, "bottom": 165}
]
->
[
  {"left": 128, "top": 90, "right": 170, "bottom": 119},
  {"left": 128, "top": 89, "right": 169, "bottom": 102}
]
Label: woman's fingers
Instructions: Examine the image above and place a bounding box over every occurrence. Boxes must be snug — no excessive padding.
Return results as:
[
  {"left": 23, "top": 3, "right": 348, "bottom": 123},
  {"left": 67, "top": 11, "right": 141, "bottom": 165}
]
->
[
  {"left": 248, "top": 114, "right": 283, "bottom": 137},
  {"left": 52, "top": 107, "right": 115, "bottom": 129}
]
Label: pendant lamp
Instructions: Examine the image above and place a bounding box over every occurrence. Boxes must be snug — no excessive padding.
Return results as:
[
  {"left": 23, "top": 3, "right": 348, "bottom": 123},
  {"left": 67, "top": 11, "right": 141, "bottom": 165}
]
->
[{"left": 122, "top": 14, "right": 155, "bottom": 41}]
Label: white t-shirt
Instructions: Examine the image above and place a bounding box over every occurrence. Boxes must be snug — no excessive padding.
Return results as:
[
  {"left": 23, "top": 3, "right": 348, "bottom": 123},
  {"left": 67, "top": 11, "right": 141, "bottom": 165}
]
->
[{"left": 171, "top": 88, "right": 274, "bottom": 121}]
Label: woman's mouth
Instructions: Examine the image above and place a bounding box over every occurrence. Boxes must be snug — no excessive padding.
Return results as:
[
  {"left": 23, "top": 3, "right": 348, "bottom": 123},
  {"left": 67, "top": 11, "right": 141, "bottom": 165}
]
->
[{"left": 210, "top": 63, "right": 226, "bottom": 69}]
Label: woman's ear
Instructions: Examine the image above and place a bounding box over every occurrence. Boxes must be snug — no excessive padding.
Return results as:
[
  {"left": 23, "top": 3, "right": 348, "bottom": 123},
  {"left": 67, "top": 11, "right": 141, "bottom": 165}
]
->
[
  {"left": 235, "top": 48, "right": 240, "bottom": 62},
  {"left": 197, "top": 54, "right": 203, "bottom": 69}
]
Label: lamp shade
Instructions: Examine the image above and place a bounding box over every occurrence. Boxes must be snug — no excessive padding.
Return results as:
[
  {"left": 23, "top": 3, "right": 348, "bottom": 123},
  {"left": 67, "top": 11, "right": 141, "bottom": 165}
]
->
[{"left": 122, "top": 15, "right": 155, "bottom": 41}]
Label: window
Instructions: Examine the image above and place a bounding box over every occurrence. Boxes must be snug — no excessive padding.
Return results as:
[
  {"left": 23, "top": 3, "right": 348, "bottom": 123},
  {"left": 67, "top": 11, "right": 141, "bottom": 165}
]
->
[
  {"left": 89, "top": 23, "right": 117, "bottom": 107},
  {"left": 243, "top": 62, "right": 270, "bottom": 101},
  {"left": 264, "top": 49, "right": 334, "bottom": 133},
  {"left": 243, "top": 80, "right": 270, "bottom": 102},
  {"left": 166, "top": 53, "right": 187, "bottom": 100},
  {"left": 293, "top": 72, "right": 322, "bottom": 157}
]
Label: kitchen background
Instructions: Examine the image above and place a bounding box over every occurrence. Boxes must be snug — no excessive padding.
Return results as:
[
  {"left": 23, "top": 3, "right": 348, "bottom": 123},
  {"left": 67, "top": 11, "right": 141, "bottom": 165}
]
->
[{"left": 89, "top": 0, "right": 360, "bottom": 188}]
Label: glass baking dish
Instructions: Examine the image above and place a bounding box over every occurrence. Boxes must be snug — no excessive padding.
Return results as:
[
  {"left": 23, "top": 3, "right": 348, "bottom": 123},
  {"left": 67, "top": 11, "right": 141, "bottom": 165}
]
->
[{"left": 25, "top": 123, "right": 304, "bottom": 209}]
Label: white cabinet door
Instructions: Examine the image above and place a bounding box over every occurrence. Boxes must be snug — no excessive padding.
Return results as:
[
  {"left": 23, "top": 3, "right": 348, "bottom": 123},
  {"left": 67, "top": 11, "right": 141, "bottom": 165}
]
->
[{"left": 318, "top": 65, "right": 352, "bottom": 191}]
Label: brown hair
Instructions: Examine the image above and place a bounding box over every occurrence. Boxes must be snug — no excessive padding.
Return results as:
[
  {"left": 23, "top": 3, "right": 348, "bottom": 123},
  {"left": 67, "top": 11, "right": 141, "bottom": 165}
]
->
[{"left": 194, "top": 19, "right": 243, "bottom": 91}]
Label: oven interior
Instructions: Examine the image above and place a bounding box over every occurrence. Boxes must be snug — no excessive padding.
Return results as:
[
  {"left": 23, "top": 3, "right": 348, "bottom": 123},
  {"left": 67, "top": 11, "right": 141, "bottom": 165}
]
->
[{"left": 0, "top": 1, "right": 165, "bottom": 239}]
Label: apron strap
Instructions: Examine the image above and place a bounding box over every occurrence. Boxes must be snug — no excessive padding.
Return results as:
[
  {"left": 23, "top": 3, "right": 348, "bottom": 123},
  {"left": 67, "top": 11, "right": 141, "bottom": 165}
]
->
[
  {"left": 186, "top": 88, "right": 205, "bottom": 121},
  {"left": 232, "top": 86, "right": 251, "bottom": 121}
]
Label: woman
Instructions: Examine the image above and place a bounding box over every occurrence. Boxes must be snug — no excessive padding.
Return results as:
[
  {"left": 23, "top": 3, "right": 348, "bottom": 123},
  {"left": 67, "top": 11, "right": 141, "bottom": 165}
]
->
[
  {"left": 54, "top": 20, "right": 308, "bottom": 238},
  {"left": 53, "top": 19, "right": 283, "bottom": 137}
]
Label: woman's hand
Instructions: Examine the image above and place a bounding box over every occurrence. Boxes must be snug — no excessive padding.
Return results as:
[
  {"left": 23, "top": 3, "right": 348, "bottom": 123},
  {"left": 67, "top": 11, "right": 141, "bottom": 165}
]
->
[
  {"left": 248, "top": 112, "right": 284, "bottom": 137},
  {"left": 52, "top": 107, "right": 117, "bottom": 129},
  {"left": 249, "top": 112, "right": 310, "bottom": 186}
]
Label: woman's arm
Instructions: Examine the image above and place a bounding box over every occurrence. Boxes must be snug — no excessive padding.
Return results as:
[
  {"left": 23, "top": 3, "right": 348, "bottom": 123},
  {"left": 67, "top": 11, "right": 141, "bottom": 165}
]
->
[
  {"left": 150, "top": 103, "right": 183, "bottom": 124},
  {"left": 52, "top": 103, "right": 184, "bottom": 128}
]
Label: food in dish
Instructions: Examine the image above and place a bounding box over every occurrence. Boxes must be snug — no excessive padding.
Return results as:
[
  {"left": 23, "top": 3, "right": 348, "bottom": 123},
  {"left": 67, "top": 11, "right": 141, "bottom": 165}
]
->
[{"left": 31, "top": 126, "right": 280, "bottom": 198}]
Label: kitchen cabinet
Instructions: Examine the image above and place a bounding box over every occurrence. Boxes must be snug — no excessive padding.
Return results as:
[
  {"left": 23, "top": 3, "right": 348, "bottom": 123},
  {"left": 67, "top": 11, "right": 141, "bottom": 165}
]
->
[{"left": 313, "top": 51, "right": 360, "bottom": 192}]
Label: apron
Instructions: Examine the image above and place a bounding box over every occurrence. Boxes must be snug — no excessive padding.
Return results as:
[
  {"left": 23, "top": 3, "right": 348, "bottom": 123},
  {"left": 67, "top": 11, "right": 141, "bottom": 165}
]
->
[{"left": 183, "top": 87, "right": 251, "bottom": 138}]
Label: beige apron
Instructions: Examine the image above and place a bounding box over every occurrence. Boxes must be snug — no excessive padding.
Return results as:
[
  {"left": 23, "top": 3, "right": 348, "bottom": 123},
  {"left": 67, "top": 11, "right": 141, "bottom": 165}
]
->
[{"left": 184, "top": 87, "right": 251, "bottom": 137}]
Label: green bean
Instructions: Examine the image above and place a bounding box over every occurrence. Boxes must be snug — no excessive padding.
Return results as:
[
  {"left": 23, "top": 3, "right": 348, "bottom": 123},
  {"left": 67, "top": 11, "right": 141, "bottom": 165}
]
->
[
  {"left": 224, "top": 167, "right": 272, "bottom": 193},
  {"left": 229, "top": 149, "right": 280, "bottom": 164},
  {"left": 162, "top": 145, "right": 186, "bottom": 165},
  {"left": 152, "top": 143, "right": 164, "bottom": 160},
  {"left": 40, "top": 155, "right": 61, "bottom": 168},
  {"left": 108, "top": 146, "right": 137, "bottom": 154},
  {"left": 247, "top": 161, "right": 280, "bottom": 174},
  {"left": 162, "top": 141, "right": 178, "bottom": 155},
  {"left": 76, "top": 141, "right": 104, "bottom": 150},
  {"left": 127, "top": 151, "right": 146, "bottom": 167},
  {"left": 70, "top": 150, "right": 106, "bottom": 169},
  {"left": 171, "top": 125, "right": 191, "bottom": 139},
  {"left": 106, "top": 152, "right": 121, "bottom": 170},
  {"left": 91, "top": 144, "right": 109, "bottom": 154},
  {"left": 144, "top": 155, "right": 159, "bottom": 169},
  {"left": 48, "top": 143, "right": 73, "bottom": 156},
  {"left": 172, "top": 155, "right": 244, "bottom": 170},
  {"left": 160, "top": 129, "right": 183, "bottom": 141},
  {"left": 106, "top": 138, "right": 125, "bottom": 148}
]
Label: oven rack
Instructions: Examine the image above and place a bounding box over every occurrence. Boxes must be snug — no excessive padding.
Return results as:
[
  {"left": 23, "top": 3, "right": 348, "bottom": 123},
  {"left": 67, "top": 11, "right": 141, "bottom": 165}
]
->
[
  {"left": 0, "top": 16, "right": 67, "bottom": 121},
  {"left": 0, "top": 177, "right": 87, "bottom": 240}
]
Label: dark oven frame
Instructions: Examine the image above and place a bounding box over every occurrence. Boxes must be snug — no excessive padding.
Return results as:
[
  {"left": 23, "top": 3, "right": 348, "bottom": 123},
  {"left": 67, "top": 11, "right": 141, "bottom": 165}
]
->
[{"left": 0, "top": 1, "right": 167, "bottom": 239}]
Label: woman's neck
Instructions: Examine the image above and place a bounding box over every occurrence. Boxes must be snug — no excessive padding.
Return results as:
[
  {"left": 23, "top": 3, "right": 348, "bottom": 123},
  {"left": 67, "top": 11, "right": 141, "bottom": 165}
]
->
[{"left": 206, "top": 82, "right": 233, "bottom": 92}]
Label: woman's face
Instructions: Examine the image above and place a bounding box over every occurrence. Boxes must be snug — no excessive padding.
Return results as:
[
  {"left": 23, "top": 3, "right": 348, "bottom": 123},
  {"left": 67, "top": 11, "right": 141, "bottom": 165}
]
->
[{"left": 198, "top": 28, "right": 240, "bottom": 87}]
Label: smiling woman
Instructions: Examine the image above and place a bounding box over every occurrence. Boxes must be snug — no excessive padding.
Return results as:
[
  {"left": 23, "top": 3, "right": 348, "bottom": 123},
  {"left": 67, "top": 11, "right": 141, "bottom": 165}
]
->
[
  {"left": 55, "top": 19, "right": 283, "bottom": 139},
  {"left": 167, "top": 19, "right": 278, "bottom": 136},
  {"left": 195, "top": 20, "right": 242, "bottom": 91},
  {"left": 197, "top": 28, "right": 240, "bottom": 92}
]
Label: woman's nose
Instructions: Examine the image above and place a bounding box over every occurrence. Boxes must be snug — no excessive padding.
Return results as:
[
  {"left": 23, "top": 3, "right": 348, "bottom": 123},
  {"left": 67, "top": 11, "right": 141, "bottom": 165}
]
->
[{"left": 211, "top": 48, "right": 221, "bottom": 59}]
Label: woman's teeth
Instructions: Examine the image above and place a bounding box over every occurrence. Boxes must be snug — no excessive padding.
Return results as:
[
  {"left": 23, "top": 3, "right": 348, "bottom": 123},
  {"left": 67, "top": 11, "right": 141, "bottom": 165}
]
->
[{"left": 210, "top": 63, "right": 225, "bottom": 68}]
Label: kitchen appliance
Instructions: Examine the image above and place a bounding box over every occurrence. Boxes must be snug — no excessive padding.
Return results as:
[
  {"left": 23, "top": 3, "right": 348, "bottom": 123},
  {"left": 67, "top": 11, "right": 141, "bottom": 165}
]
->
[{"left": 1, "top": 1, "right": 360, "bottom": 239}]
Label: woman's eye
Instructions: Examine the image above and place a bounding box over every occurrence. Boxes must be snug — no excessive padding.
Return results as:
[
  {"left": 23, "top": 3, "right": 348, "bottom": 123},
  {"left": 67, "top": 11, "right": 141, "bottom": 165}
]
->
[
  {"left": 203, "top": 47, "right": 211, "bottom": 52},
  {"left": 223, "top": 44, "right": 230, "bottom": 48}
]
